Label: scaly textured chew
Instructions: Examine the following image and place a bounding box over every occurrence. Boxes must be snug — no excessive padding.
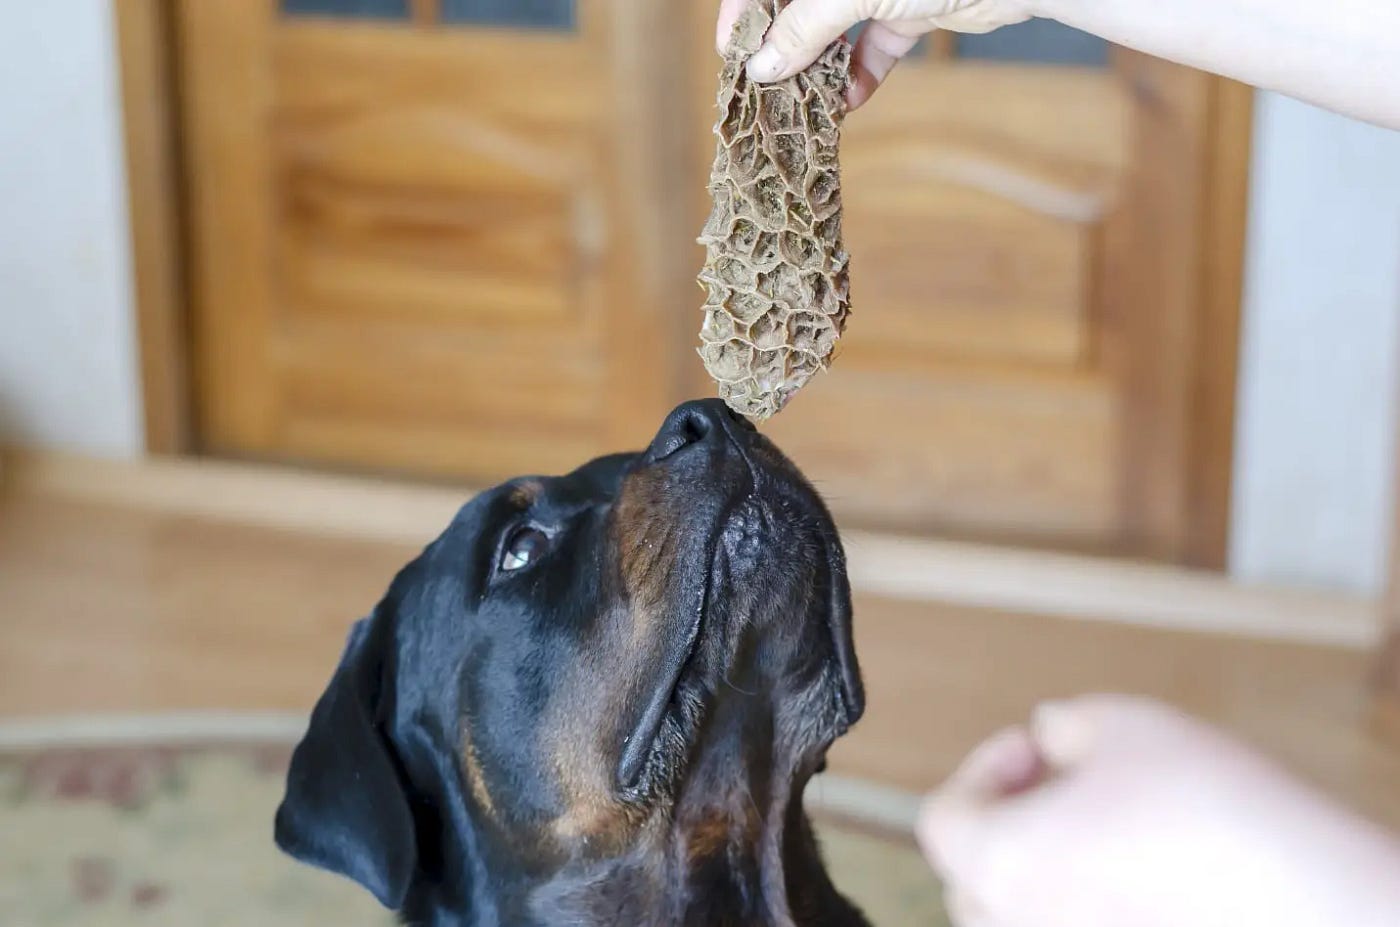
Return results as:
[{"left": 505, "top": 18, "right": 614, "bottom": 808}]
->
[{"left": 697, "top": 0, "right": 852, "bottom": 420}]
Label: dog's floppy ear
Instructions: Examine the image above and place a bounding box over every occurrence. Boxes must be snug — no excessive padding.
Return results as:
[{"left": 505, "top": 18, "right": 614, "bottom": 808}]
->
[{"left": 275, "top": 615, "right": 417, "bottom": 908}]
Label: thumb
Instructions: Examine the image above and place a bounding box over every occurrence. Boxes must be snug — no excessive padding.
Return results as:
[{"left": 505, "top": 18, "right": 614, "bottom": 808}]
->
[
  {"left": 747, "top": 0, "right": 864, "bottom": 82},
  {"left": 1029, "top": 699, "right": 1101, "bottom": 770},
  {"left": 918, "top": 702, "right": 1106, "bottom": 885},
  {"left": 916, "top": 725, "right": 1043, "bottom": 881}
]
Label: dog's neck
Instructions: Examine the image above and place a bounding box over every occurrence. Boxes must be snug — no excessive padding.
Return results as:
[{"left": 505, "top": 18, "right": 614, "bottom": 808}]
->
[
  {"left": 525, "top": 765, "right": 866, "bottom": 927},
  {"left": 402, "top": 752, "right": 867, "bottom": 926}
]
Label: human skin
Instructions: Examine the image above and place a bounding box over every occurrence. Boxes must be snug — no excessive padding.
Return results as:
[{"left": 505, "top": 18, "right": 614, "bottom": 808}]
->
[
  {"left": 717, "top": 0, "right": 1400, "bottom": 127},
  {"left": 915, "top": 695, "right": 1400, "bottom": 927}
]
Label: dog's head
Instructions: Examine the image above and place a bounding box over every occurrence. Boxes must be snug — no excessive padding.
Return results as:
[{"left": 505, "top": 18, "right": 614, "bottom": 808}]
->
[{"left": 274, "top": 399, "right": 864, "bottom": 919}]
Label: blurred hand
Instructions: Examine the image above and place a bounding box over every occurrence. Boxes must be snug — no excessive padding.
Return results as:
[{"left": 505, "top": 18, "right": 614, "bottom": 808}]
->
[
  {"left": 917, "top": 695, "right": 1400, "bottom": 927},
  {"left": 716, "top": 0, "right": 1036, "bottom": 109}
]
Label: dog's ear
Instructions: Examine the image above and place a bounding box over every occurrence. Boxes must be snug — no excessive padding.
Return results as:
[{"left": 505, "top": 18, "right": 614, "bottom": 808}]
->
[{"left": 275, "top": 615, "right": 417, "bottom": 909}]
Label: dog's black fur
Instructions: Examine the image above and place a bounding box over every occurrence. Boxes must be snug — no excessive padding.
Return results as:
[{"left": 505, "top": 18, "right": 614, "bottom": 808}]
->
[{"left": 275, "top": 399, "right": 869, "bottom": 926}]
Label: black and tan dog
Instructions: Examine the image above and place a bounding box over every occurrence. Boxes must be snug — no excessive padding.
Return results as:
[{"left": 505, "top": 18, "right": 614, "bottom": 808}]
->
[{"left": 275, "top": 399, "right": 869, "bottom": 926}]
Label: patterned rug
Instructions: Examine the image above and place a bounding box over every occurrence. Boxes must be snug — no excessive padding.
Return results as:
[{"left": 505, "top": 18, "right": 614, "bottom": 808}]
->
[{"left": 0, "top": 728, "right": 947, "bottom": 926}]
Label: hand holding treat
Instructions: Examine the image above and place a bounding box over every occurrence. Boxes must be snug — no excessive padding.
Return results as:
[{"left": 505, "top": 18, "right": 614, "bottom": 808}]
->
[
  {"left": 698, "top": 0, "right": 853, "bottom": 421},
  {"left": 718, "top": 0, "right": 1034, "bottom": 110},
  {"left": 718, "top": 0, "right": 1400, "bottom": 126}
]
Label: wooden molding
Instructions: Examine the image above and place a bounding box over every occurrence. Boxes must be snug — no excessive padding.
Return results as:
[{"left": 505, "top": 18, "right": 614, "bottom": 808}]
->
[
  {"left": 114, "top": 0, "right": 192, "bottom": 454},
  {"left": 1377, "top": 630, "right": 1400, "bottom": 699},
  {"left": 1378, "top": 361, "right": 1400, "bottom": 699},
  {"left": 408, "top": 0, "right": 441, "bottom": 27},
  {"left": 1105, "top": 59, "right": 1253, "bottom": 568},
  {"left": 1382, "top": 554, "right": 1400, "bottom": 696},
  {"left": 1185, "top": 78, "right": 1253, "bottom": 568},
  {"left": 7, "top": 450, "right": 1378, "bottom": 649}
]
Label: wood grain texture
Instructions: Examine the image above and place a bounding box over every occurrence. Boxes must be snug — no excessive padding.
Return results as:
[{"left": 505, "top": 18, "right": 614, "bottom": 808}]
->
[
  {"left": 408, "top": 0, "right": 441, "bottom": 27},
  {"left": 170, "top": 4, "right": 1250, "bottom": 566},
  {"left": 1378, "top": 632, "right": 1400, "bottom": 700},
  {"left": 1185, "top": 78, "right": 1252, "bottom": 567},
  {"left": 1380, "top": 363, "right": 1400, "bottom": 700},
  {"left": 114, "top": 0, "right": 191, "bottom": 453},
  {"left": 586, "top": 1, "right": 700, "bottom": 447},
  {"left": 176, "top": 9, "right": 691, "bottom": 477},
  {"left": 174, "top": 0, "right": 279, "bottom": 452},
  {"left": 2, "top": 483, "right": 1396, "bottom": 831},
  {"left": 1099, "top": 50, "right": 1210, "bottom": 561},
  {"left": 687, "top": 20, "right": 1250, "bottom": 564}
]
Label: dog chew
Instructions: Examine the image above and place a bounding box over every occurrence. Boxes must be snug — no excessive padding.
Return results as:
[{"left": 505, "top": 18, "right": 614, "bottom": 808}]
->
[{"left": 697, "top": 0, "right": 852, "bottom": 421}]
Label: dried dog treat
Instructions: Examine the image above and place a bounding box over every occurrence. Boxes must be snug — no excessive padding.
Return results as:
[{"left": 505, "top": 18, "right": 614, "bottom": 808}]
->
[{"left": 697, "top": 0, "right": 853, "bottom": 421}]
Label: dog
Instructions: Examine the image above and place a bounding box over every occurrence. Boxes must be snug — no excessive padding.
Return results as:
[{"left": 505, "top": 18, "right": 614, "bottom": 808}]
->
[{"left": 275, "top": 399, "right": 869, "bottom": 926}]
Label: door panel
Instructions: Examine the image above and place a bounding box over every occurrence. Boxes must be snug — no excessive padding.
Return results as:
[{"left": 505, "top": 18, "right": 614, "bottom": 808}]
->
[
  {"left": 840, "top": 161, "right": 1096, "bottom": 365},
  {"left": 689, "top": 7, "right": 1245, "bottom": 562},
  {"left": 438, "top": 0, "right": 576, "bottom": 29},
  {"left": 174, "top": 1, "right": 1245, "bottom": 565},
  {"left": 283, "top": 0, "right": 408, "bottom": 18},
  {"left": 760, "top": 58, "right": 1145, "bottom": 548},
  {"left": 177, "top": 1, "right": 685, "bottom": 482},
  {"left": 753, "top": 368, "right": 1120, "bottom": 538}
]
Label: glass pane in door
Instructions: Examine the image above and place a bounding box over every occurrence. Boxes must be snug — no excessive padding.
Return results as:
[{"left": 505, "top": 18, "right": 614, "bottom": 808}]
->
[
  {"left": 441, "top": 0, "right": 575, "bottom": 31},
  {"left": 282, "top": 0, "right": 409, "bottom": 19}
]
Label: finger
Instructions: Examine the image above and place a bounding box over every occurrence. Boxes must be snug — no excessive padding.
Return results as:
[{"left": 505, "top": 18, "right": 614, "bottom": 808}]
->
[
  {"left": 944, "top": 725, "right": 1045, "bottom": 802},
  {"left": 716, "top": 0, "right": 754, "bottom": 55},
  {"left": 747, "top": 0, "right": 864, "bottom": 82},
  {"left": 1031, "top": 693, "right": 1187, "bottom": 771},
  {"left": 1029, "top": 699, "right": 1101, "bottom": 771},
  {"left": 917, "top": 726, "right": 1042, "bottom": 881},
  {"left": 847, "top": 20, "right": 922, "bottom": 110}
]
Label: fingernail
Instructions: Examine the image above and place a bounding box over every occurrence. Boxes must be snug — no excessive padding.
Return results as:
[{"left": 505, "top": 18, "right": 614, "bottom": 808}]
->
[
  {"left": 943, "top": 725, "right": 1038, "bottom": 801},
  {"left": 746, "top": 45, "right": 785, "bottom": 81},
  {"left": 1031, "top": 700, "right": 1094, "bottom": 768}
]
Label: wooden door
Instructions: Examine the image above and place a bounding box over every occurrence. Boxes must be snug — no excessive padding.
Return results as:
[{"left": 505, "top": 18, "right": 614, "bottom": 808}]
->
[
  {"left": 172, "top": 2, "right": 1246, "bottom": 566},
  {"left": 688, "top": 16, "right": 1249, "bottom": 565},
  {"left": 176, "top": 0, "right": 694, "bottom": 482}
]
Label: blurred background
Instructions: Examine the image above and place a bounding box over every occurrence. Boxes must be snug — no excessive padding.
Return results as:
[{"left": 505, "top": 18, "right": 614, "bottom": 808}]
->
[{"left": 1, "top": 1, "right": 1398, "bottom": 924}]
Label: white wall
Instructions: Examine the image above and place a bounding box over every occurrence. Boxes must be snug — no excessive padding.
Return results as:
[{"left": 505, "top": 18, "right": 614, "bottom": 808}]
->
[
  {"left": 1230, "top": 93, "right": 1400, "bottom": 595},
  {"left": 0, "top": 2, "right": 143, "bottom": 457}
]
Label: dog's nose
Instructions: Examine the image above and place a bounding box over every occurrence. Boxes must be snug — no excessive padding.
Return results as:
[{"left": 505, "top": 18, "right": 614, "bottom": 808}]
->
[{"left": 644, "top": 399, "right": 751, "bottom": 463}]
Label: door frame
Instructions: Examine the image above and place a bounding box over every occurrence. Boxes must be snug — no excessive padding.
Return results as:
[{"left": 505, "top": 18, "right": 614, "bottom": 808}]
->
[
  {"left": 1189, "top": 76, "right": 1254, "bottom": 567},
  {"left": 114, "top": 0, "right": 1253, "bottom": 568},
  {"left": 115, "top": 0, "right": 191, "bottom": 455}
]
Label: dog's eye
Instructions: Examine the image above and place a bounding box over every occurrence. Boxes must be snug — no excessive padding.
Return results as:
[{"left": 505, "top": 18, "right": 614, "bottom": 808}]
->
[{"left": 499, "top": 525, "right": 550, "bottom": 573}]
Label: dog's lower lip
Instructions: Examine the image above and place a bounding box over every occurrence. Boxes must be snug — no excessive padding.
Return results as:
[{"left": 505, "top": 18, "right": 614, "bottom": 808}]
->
[{"left": 615, "top": 567, "right": 710, "bottom": 790}]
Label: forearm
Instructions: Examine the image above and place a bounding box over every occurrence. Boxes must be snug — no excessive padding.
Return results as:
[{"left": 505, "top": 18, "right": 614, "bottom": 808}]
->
[{"left": 1037, "top": 0, "right": 1400, "bottom": 130}]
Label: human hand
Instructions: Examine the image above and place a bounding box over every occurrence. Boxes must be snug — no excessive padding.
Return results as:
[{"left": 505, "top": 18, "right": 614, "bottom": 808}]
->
[
  {"left": 716, "top": 0, "right": 1037, "bottom": 109},
  {"left": 917, "top": 695, "right": 1400, "bottom": 927}
]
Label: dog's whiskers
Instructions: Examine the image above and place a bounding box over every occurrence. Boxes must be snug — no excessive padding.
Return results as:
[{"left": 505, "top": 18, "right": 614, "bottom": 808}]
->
[{"left": 722, "top": 673, "right": 757, "bottom": 697}]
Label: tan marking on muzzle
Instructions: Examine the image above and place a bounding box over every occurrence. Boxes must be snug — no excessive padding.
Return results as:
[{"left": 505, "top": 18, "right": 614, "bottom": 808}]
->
[
  {"left": 461, "top": 730, "right": 497, "bottom": 822},
  {"left": 612, "top": 467, "right": 681, "bottom": 648},
  {"left": 545, "top": 690, "right": 645, "bottom": 852}
]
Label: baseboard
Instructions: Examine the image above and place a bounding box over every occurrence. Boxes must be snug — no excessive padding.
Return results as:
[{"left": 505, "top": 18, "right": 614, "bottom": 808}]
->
[
  {"left": 6, "top": 449, "right": 461, "bottom": 546},
  {"left": 6, "top": 449, "right": 1381, "bottom": 649},
  {"left": 842, "top": 532, "right": 1379, "bottom": 648}
]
